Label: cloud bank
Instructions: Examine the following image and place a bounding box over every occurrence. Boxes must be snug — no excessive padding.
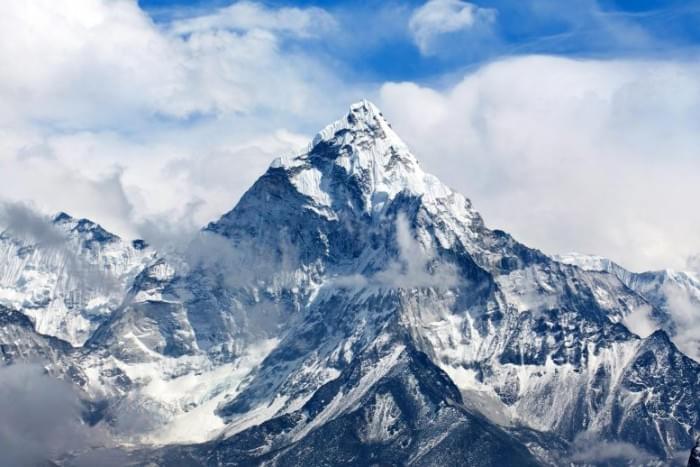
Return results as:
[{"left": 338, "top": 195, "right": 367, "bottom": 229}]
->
[
  {"left": 379, "top": 55, "right": 700, "bottom": 272},
  {"left": 0, "top": 1, "right": 696, "bottom": 275}
]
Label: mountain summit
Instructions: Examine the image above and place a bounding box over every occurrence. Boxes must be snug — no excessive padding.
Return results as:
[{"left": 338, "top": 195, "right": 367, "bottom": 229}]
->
[
  {"left": 270, "top": 100, "right": 446, "bottom": 214},
  {"left": 217, "top": 100, "right": 457, "bottom": 233},
  {"left": 0, "top": 102, "right": 699, "bottom": 466}
]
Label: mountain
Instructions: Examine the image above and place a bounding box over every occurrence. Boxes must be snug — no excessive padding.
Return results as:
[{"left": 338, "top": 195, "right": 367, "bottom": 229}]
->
[
  {"left": 1, "top": 101, "right": 699, "bottom": 466},
  {"left": 0, "top": 304, "right": 71, "bottom": 366},
  {"left": 555, "top": 252, "right": 700, "bottom": 361},
  {"left": 0, "top": 212, "right": 153, "bottom": 346}
]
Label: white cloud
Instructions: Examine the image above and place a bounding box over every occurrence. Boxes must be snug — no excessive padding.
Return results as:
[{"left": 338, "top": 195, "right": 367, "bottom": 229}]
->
[
  {"left": 570, "top": 433, "right": 654, "bottom": 464},
  {"left": 0, "top": 0, "right": 175, "bottom": 128},
  {"left": 379, "top": 55, "right": 700, "bottom": 272},
  {"left": 169, "top": 1, "right": 337, "bottom": 37},
  {"left": 0, "top": 131, "right": 136, "bottom": 235},
  {"left": 0, "top": 0, "right": 359, "bottom": 241},
  {"left": 409, "top": 0, "right": 497, "bottom": 55},
  {"left": 0, "top": 0, "right": 345, "bottom": 127},
  {"left": 374, "top": 213, "right": 459, "bottom": 289},
  {"left": 0, "top": 364, "right": 107, "bottom": 465},
  {"left": 687, "top": 254, "right": 700, "bottom": 276},
  {"left": 0, "top": 1, "right": 696, "bottom": 277},
  {"left": 332, "top": 214, "right": 459, "bottom": 290},
  {"left": 663, "top": 281, "right": 700, "bottom": 361},
  {"left": 622, "top": 304, "right": 657, "bottom": 338},
  {"left": 0, "top": 124, "right": 313, "bottom": 240},
  {"left": 0, "top": 201, "right": 68, "bottom": 248}
]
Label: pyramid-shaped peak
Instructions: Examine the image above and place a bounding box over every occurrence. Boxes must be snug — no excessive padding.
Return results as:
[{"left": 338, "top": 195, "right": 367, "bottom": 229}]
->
[
  {"left": 50, "top": 211, "right": 120, "bottom": 244},
  {"left": 311, "top": 100, "right": 403, "bottom": 149},
  {"left": 265, "top": 100, "right": 455, "bottom": 214},
  {"left": 52, "top": 211, "right": 74, "bottom": 224},
  {"left": 347, "top": 100, "right": 384, "bottom": 124}
]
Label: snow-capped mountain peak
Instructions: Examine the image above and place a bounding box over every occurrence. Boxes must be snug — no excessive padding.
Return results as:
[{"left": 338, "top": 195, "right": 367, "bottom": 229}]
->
[
  {"left": 0, "top": 210, "right": 155, "bottom": 346},
  {"left": 270, "top": 100, "right": 451, "bottom": 215},
  {"left": 311, "top": 100, "right": 400, "bottom": 147},
  {"left": 52, "top": 211, "right": 120, "bottom": 246}
]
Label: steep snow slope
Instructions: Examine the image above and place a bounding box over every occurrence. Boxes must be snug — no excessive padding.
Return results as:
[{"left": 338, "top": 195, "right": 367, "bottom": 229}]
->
[
  {"left": 151, "top": 337, "right": 545, "bottom": 467},
  {"left": 0, "top": 213, "right": 154, "bottom": 345}
]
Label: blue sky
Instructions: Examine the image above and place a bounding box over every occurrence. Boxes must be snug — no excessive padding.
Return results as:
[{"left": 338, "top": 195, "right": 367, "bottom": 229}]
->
[
  {"left": 1, "top": 0, "right": 699, "bottom": 272},
  {"left": 138, "top": 0, "right": 700, "bottom": 82}
]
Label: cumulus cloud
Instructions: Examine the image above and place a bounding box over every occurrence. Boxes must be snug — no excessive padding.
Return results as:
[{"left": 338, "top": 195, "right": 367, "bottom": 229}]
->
[
  {"left": 0, "top": 1, "right": 696, "bottom": 278},
  {"left": 0, "top": 364, "right": 105, "bottom": 466},
  {"left": 0, "top": 0, "right": 356, "bottom": 240},
  {"left": 409, "top": 0, "right": 497, "bottom": 55},
  {"left": 379, "top": 55, "right": 700, "bottom": 272},
  {"left": 0, "top": 0, "right": 346, "bottom": 127}
]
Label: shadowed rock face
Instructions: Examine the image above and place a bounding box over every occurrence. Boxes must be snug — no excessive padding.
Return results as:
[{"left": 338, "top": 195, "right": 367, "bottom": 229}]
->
[
  {"left": 1, "top": 102, "right": 700, "bottom": 466},
  {"left": 689, "top": 437, "right": 700, "bottom": 467}
]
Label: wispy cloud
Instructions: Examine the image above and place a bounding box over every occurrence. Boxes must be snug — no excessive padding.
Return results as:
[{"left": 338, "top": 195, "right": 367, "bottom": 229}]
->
[
  {"left": 332, "top": 213, "right": 459, "bottom": 290},
  {"left": 0, "top": 201, "right": 122, "bottom": 294},
  {"left": 663, "top": 280, "right": 700, "bottom": 361},
  {"left": 169, "top": 1, "right": 337, "bottom": 37},
  {"left": 570, "top": 432, "right": 654, "bottom": 464},
  {"left": 0, "top": 201, "right": 67, "bottom": 247},
  {"left": 622, "top": 304, "right": 657, "bottom": 338},
  {"left": 687, "top": 254, "right": 700, "bottom": 276}
]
